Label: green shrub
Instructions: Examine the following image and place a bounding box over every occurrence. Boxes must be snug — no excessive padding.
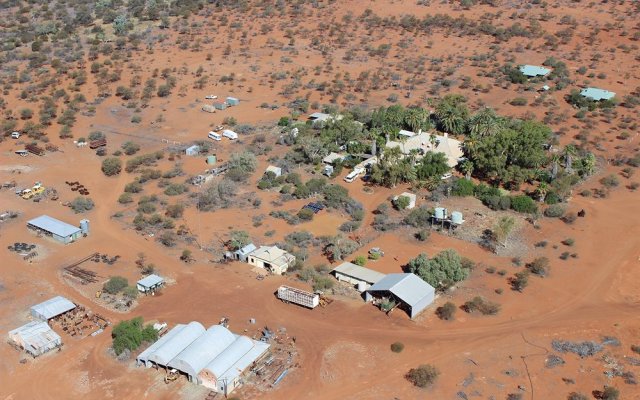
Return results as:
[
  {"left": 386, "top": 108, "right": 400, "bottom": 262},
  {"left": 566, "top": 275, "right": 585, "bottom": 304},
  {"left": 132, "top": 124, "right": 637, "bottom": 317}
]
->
[
  {"left": 118, "top": 193, "right": 133, "bottom": 204},
  {"left": 297, "top": 207, "right": 315, "bottom": 221},
  {"left": 103, "top": 276, "right": 128, "bottom": 294},
  {"left": 452, "top": 179, "right": 475, "bottom": 196},
  {"left": 393, "top": 195, "right": 411, "bottom": 210},
  {"left": 510, "top": 195, "right": 537, "bottom": 213},
  {"left": 406, "top": 364, "right": 440, "bottom": 388},
  {"left": 390, "top": 342, "right": 405, "bottom": 353},
  {"left": 101, "top": 157, "right": 122, "bottom": 176},
  {"left": 544, "top": 204, "right": 565, "bottom": 218},
  {"left": 352, "top": 255, "right": 367, "bottom": 266},
  {"left": 436, "top": 302, "right": 456, "bottom": 320},
  {"left": 527, "top": 257, "right": 550, "bottom": 276},
  {"left": 600, "top": 175, "right": 620, "bottom": 188},
  {"left": 70, "top": 197, "right": 95, "bottom": 213},
  {"left": 463, "top": 296, "right": 500, "bottom": 315},
  {"left": 416, "top": 229, "right": 430, "bottom": 242},
  {"left": 111, "top": 317, "right": 158, "bottom": 356}
]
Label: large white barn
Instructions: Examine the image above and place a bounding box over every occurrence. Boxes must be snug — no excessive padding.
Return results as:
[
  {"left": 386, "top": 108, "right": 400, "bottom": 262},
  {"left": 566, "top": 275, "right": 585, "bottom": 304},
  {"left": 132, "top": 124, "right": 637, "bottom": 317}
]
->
[{"left": 137, "top": 322, "right": 269, "bottom": 395}]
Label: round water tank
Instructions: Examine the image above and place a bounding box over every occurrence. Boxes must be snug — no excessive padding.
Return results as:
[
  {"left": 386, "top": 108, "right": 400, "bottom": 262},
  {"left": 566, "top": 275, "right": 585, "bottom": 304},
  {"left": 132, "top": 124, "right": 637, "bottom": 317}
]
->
[
  {"left": 80, "top": 219, "right": 90, "bottom": 234},
  {"left": 434, "top": 207, "right": 445, "bottom": 220},
  {"left": 451, "top": 211, "right": 463, "bottom": 225},
  {"left": 357, "top": 281, "right": 367, "bottom": 292}
]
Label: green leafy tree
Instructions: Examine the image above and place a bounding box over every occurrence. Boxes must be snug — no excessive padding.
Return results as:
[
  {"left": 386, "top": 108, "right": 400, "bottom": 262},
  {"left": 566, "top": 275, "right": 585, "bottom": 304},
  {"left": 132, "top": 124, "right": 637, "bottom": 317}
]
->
[
  {"left": 434, "top": 95, "right": 469, "bottom": 135},
  {"left": 406, "top": 250, "right": 470, "bottom": 290},
  {"left": 416, "top": 152, "right": 450, "bottom": 180},
  {"left": 103, "top": 276, "right": 128, "bottom": 294},
  {"left": 229, "top": 230, "right": 250, "bottom": 250},
  {"left": 406, "top": 364, "right": 440, "bottom": 388}
]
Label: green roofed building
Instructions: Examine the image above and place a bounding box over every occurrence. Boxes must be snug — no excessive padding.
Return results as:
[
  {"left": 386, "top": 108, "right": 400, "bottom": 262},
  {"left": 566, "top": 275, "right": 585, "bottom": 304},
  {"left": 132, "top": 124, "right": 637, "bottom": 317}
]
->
[{"left": 580, "top": 87, "right": 616, "bottom": 101}]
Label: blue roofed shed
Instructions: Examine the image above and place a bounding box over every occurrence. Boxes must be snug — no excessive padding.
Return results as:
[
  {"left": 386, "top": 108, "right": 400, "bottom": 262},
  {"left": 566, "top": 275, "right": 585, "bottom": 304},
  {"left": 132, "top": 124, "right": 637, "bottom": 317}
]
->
[
  {"left": 365, "top": 273, "right": 435, "bottom": 319},
  {"left": 580, "top": 87, "right": 616, "bottom": 101},
  {"left": 519, "top": 65, "right": 551, "bottom": 77},
  {"left": 27, "top": 215, "right": 82, "bottom": 244}
]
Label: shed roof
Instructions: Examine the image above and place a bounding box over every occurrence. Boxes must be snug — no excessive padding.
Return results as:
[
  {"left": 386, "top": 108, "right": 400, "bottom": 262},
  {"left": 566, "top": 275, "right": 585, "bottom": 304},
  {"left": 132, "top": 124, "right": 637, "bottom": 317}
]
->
[
  {"left": 9, "top": 321, "right": 61, "bottom": 350},
  {"left": 217, "top": 340, "right": 270, "bottom": 383},
  {"left": 236, "top": 243, "right": 257, "bottom": 256},
  {"left": 323, "top": 152, "right": 345, "bottom": 164},
  {"left": 367, "top": 273, "right": 435, "bottom": 308},
  {"left": 308, "top": 112, "right": 331, "bottom": 121},
  {"left": 580, "top": 87, "right": 616, "bottom": 101},
  {"left": 30, "top": 296, "right": 76, "bottom": 320},
  {"left": 168, "top": 325, "right": 237, "bottom": 377},
  {"left": 398, "top": 129, "right": 417, "bottom": 137},
  {"left": 137, "top": 274, "right": 164, "bottom": 288},
  {"left": 265, "top": 165, "right": 281, "bottom": 174},
  {"left": 332, "top": 262, "right": 386, "bottom": 285},
  {"left": 27, "top": 215, "right": 81, "bottom": 238},
  {"left": 146, "top": 321, "right": 206, "bottom": 366},
  {"left": 202, "top": 335, "right": 254, "bottom": 379},
  {"left": 395, "top": 192, "right": 416, "bottom": 201},
  {"left": 249, "top": 246, "right": 293, "bottom": 267},
  {"left": 519, "top": 65, "right": 551, "bottom": 77},
  {"left": 186, "top": 145, "right": 200, "bottom": 151}
]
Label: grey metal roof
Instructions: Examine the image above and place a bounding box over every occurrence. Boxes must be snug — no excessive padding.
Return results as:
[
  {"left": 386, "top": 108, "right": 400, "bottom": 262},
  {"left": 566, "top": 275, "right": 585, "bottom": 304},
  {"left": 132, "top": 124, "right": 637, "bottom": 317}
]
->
[
  {"left": 27, "top": 215, "right": 81, "bottom": 238},
  {"left": 201, "top": 336, "right": 270, "bottom": 383},
  {"left": 168, "top": 325, "right": 237, "bottom": 377},
  {"left": 236, "top": 243, "right": 257, "bottom": 256},
  {"left": 30, "top": 296, "right": 76, "bottom": 320},
  {"left": 519, "top": 65, "right": 551, "bottom": 77},
  {"left": 308, "top": 112, "right": 330, "bottom": 120},
  {"left": 147, "top": 321, "right": 206, "bottom": 366},
  {"left": 367, "top": 273, "right": 435, "bottom": 307},
  {"left": 137, "top": 274, "right": 164, "bottom": 288},
  {"left": 580, "top": 87, "right": 616, "bottom": 101},
  {"left": 137, "top": 323, "right": 187, "bottom": 364},
  {"left": 332, "top": 262, "right": 386, "bottom": 284},
  {"left": 9, "top": 321, "right": 61, "bottom": 352}
]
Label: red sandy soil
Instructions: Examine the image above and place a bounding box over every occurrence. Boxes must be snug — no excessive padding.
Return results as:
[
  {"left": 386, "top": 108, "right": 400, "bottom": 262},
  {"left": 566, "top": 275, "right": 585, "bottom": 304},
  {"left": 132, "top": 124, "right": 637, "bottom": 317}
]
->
[{"left": 1, "top": 1, "right": 640, "bottom": 399}]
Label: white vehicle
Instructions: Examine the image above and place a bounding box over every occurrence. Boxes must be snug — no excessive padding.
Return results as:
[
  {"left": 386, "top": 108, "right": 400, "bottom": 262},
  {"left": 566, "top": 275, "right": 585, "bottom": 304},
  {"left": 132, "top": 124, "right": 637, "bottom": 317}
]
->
[
  {"left": 205, "top": 95, "right": 218, "bottom": 100},
  {"left": 222, "top": 129, "right": 238, "bottom": 140},
  {"left": 208, "top": 131, "right": 222, "bottom": 141},
  {"left": 11, "top": 131, "right": 20, "bottom": 139},
  {"left": 441, "top": 173, "right": 453, "bottom": 180},
  {"left": 344, "top": 167, "right": 365, "bottom": 183}
]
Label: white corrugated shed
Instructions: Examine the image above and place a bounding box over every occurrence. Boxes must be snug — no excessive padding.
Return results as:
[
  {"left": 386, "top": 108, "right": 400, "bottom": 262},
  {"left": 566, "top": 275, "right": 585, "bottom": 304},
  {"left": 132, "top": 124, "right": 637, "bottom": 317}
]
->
[
  {"left": 332, "top": 262, "right": 386, "bottom": 290},
  {"left": 8, "top": 321, "right": 62, "bottom": 356},
  {"left": 137, "top": 322, "right": 270, "bottom": 395},
  {"left": 168, "top": 325, "right": 237, "bottom": 380},
  {"left": 30, "top": 296, "right": 76, "bottom": 320},
  {"left": 143, "top": 321, "right": 206, "bottom": 366}
]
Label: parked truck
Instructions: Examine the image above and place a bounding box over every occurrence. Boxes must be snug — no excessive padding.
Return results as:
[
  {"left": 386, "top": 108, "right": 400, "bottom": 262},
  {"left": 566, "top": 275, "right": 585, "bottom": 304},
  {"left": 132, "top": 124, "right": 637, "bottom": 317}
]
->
[{"left": 277, "top": 285, "right": 319, "bottom": 309}]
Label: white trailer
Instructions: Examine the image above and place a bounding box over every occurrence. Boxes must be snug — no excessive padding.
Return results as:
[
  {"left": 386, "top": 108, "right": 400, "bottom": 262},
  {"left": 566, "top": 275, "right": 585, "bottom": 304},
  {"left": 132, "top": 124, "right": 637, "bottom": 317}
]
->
[{"left": 277, "top": 286, "right": 319, "bottom": 309}]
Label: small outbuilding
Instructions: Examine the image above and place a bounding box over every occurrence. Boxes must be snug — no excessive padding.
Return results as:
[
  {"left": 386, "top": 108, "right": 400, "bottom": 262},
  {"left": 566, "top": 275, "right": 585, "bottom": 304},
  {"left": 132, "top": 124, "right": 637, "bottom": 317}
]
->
[
  {"left": 393, "top": 192, "right": 417, "bottom": 209},
  {"left": 580, "top": 87, "right": 616, "bottom": 101},
  {"left": 519, "top": 65, "right": 551, "bottom": 77},
  {"left": 185, "top": 145, "right": 201, "bottom": 156},
  {"left": 234, "top": 243, "right": 257, "bottom": 262},
  {"left": 201, "top": 105, "right": 216, "bottom": 113},
  {"left": 27, "top": 215, "right": 83, "bottom": 244},
  {"left": 8, "top": 321, "right": 62, "bottom": 357},
  {"left": 247, "top": 246, "right": 295, "bottom": 275},
  {"left": 213, "top": 101, "right": 227, "bottom": 110},
  {"left": 226, "top": 97, "right": 240, "bottom": 106},
  {"left": 365, "top": 273, "right": 435, "bottom": 319},
  {"left": 30, "top": 296, "right": 76, "bottom": 321},
  {"left": 137, "top": 274, "right": 165, "bottom": 294},
  {"left": 322, "top": 152, "right": 345, "bottom": 165},
  {"left": 332, "top": 262, "right": 386, "bottom": 292},
  {"left": 265, "top": 165, "right": 282, "bottom": 177}
]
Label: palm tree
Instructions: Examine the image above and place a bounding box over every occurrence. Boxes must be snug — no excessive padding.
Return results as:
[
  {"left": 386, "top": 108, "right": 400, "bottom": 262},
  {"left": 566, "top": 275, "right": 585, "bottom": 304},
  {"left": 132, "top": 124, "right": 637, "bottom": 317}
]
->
[
  {"left": 577, "top": 152, "right": 596, "bottom": 177},
  {"left": 562, "top": 145, "right": 577, "bottom": 173},
  {"left": 535, "top": 182, "right": 549, "bottom": 202},
  {"left": 460, "top": 160, "right": 474, "bottom": 180},
  {"left": 429, "top": 132, "right": 437, "bottom": 150},
  {"left": 468, "top": 107, "right": 501, "bottom": 137},
  {"left": 404, "top": 107, "right": 429, "bottom": 133},
  {"left": 434, "top": 96, "right": 468, "bottom": 135}
]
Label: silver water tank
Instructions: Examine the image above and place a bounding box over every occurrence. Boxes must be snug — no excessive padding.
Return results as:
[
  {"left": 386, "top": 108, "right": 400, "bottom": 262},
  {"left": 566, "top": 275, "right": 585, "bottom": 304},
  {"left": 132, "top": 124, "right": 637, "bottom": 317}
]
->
[
  {"left": 434, "top": 207, "right": 446, "bottom": 220},
  {"left": 80, "top": 219, "right": 90, "bottom": 235},
  {"left": 451, "top": 211, "right": 464, "bottom": 225},
  {"left": 357, "top": 281, "right": 367, "bottom": 292}
]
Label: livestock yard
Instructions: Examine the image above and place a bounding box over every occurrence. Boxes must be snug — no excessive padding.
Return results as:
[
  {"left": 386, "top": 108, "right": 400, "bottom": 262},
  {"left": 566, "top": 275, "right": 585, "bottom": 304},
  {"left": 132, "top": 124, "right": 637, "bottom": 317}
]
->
[{"left": 1, "top": 1, "right": 640, "bottom": 399}]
